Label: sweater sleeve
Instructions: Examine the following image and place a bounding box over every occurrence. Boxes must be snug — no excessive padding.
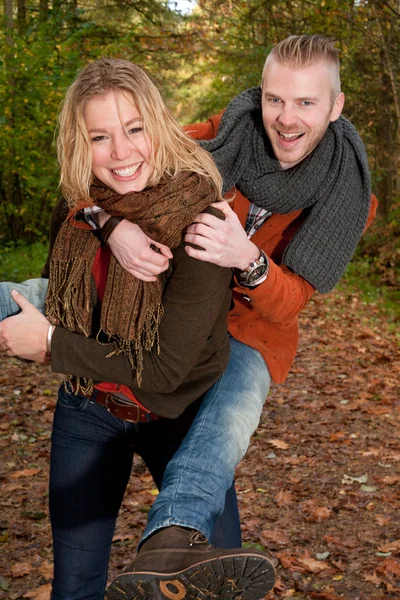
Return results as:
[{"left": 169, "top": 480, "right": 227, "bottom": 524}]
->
[
  {"left": 232, "top": 193, "right": 378, "bottom": 324},
  {"left": 232, "top": 260, "right": 314, "bottom": 324},
  {"left": 51, "top": 244, "right": 231, "bottom": 395}
]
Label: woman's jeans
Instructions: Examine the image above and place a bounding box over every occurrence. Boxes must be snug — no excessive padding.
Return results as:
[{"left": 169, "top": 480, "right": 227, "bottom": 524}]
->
[
  {"left": 143, "top": 337, "right": 271, "bottom": 544},
  {"left": 50, "top": 385, "right": 242, "bottom": 600},
  {"left": 0, "top": 278, "right": 48, "bottom": 321}
]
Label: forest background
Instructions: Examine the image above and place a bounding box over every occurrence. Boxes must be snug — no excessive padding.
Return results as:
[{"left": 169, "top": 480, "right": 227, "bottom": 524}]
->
[{"left": 0, "top": 0, "right": 399, "bottom": 318}]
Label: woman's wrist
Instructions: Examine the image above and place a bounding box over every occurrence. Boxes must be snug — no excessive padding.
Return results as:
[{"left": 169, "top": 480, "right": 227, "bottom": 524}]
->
[
  {"left": 100, "top": 216, "right": 124, "bottom": 244},
  {"left": 46, "top": 324, "right": 56, "bottom": 355}
]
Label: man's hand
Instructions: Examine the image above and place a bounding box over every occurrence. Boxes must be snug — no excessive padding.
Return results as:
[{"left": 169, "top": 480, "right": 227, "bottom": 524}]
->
[
  {"left": 108, "top": 220, "right": 173, "bottom": 281},
  {"left": 0, "top": 291, "right": 50, "bottom": 363},
  {"left": 184, "top": 201, "right": 260, "bottom": 270}
]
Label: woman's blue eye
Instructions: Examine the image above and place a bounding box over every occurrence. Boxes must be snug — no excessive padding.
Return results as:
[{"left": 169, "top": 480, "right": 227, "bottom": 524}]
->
[{"left": 91, "top": 135, "right": 107, "bottom": 142}]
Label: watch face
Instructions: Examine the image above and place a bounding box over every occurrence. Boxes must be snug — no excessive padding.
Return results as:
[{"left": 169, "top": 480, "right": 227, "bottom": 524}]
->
[{"left": 248, "top": 264, "right": 267, "bottom": 283}]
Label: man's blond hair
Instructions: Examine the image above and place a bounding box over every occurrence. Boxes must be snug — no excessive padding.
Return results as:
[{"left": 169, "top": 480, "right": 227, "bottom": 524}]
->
[{"left": 263, "top": 35, "right": 341, "bottom": 101}]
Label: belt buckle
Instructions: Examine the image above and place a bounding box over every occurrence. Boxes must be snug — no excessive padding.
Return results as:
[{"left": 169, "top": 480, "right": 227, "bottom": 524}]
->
[{"left": 104, "top": 393, "right": 141, "bottom": 423}]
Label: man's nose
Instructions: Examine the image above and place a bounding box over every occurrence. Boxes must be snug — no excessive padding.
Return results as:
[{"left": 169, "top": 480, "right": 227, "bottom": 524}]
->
[
  {"left": 277, "top": 105, "right": 297, "bottom": 128},
  {"left": 111, "top": 134, "right": 132, "bottom": 161}
]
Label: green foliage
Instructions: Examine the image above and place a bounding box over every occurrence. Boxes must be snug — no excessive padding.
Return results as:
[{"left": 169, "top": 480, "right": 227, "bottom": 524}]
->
[
  {"left": 0, "top": 0, "right": 184, "bottom": 244},
  {"left": 0, "top": 241, "right": 48, "bottom": 282}
]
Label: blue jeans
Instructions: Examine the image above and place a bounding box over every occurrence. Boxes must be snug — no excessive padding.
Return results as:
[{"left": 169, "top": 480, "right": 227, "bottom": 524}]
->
[
  {"left": 50, "top": 385, "right": 241, "bottom": 600},
  {"left": 0, "top": 278, "right": 48, "bottom": 321},
  {"left": 143, "top": 337, "right": 271, "bottom": 543}
]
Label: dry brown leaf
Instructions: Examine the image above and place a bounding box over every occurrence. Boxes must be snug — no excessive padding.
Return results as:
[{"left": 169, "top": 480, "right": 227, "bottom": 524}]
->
[
  {"left": 379, "top": 475, "right": 400, "bottom": 485},
  {"left": 23, "top": 583, "right": 52, "bottom": 600},
  {"left": 259, "top": 529, "right": 290, "bottom": 546},
  {"left": 11, "top": 468, "right": 41, "bottom": 478},
  {"left": 364, "top": 572, "right": 382, "bottom": 585},
  {"left": 378, "top": 539, "right": 400, "bottom": 553},
  {"left": 376, "top": 557, "right": 400, "bottom": 577},
  {"left": 10, "top": 562, "right": 33, "bottom": 577},
  {"left": 276, "top": 552, "right": 301, "bottom": 571},
  {"left": 375, "top": 515, "right": 391, "bottom": 526},
  {"left": 267, "top": 438, "right": 289, "bottom": 450},
  {"left": 298, "top": 557, "right": 330, "bottom": 573},
  {"left": 38, "top": 561, "right": 53, "bottom": 580},
  {"left": 275, "top": 489, "right": 294, "bottom": 507}
]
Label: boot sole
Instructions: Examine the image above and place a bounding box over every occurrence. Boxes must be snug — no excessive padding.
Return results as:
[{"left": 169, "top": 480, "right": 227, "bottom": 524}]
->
[{"left": 106, "top": 553, "right": 275, "bottom": 600}]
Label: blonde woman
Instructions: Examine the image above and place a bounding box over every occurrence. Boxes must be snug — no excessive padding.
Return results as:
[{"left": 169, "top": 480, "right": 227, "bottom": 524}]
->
[{"left": 0, "top": 59, "right": 274, "bottom": 600}]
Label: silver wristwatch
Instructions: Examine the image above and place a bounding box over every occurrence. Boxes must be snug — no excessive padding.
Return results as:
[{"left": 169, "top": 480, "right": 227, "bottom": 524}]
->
[{"left": 234, "top": 248, "right": 269, "bottom": 288}]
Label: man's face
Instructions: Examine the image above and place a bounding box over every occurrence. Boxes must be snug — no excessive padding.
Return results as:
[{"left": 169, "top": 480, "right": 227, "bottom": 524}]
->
[{"left": 261, "top": 57, "right": 345, "bottom": 169}]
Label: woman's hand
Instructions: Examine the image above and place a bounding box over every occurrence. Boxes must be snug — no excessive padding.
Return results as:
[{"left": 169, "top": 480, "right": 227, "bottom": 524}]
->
[
  {"left": 0, "top": 291, "right": 50, "bottom": 364},
  {"left": 108, "top": 220, "right": 173, "bottom": 281}
]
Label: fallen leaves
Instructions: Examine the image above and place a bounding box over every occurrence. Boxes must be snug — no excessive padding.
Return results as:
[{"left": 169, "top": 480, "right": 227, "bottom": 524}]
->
[
  {"left": 10, "top": 562, "right": 33, "bottom": 577},
  {"left": 11, "top": 468, "right": 41, "bottom": 478},
  {"left": 1, "top": 287, "right": 399, "bottom": 600},
  {"left": 23, "top": 583, "right": 51, "bottom": 600},
  {"left": 267, "top": 439, "right": 289, "bottom": 450}
]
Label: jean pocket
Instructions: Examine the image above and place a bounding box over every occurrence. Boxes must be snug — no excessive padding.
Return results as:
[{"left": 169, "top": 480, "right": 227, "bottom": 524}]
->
[{"left": 57, "top": 385, "right": 90, "bottom": 411}]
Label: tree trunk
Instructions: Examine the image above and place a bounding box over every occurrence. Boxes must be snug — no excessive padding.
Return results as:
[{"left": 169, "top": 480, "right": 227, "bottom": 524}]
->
[{"left": 17, "top": 0, "right": 26, "bottom": 35}]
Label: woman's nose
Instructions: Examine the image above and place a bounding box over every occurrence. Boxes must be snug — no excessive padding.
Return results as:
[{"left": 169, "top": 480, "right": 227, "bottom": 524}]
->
[{"left": 111, "top": 134, "right": 132, "bottom": 161}]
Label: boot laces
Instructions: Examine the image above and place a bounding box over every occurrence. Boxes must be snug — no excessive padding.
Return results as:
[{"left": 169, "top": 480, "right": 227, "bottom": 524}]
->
[{"left": 188, "top": 530, "right": 211, "bottom": 548}]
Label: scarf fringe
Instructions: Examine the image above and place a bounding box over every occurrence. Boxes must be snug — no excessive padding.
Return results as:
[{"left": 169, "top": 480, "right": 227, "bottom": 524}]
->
[
  {"left": 104, "top": 303, "right": 164, "bottom": 386},
  {"left": 46, "top": 258, "right": 93, "bottom": 338}
]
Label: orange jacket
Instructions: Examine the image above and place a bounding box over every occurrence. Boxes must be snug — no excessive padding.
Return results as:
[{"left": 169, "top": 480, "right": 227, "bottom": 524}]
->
[{"left": 185, "top": 115, "right": 378, "bottom": 384}]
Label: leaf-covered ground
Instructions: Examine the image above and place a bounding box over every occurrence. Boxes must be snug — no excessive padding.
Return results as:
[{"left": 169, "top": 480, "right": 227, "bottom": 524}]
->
[{"left": 1, "top": 287, "right": 399, "bottom": 600}]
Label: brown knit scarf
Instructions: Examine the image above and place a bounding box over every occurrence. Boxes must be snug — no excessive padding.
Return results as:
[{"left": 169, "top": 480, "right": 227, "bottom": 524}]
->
[{"left": 46, "top": 171, "right": 218, "bottom": 390}]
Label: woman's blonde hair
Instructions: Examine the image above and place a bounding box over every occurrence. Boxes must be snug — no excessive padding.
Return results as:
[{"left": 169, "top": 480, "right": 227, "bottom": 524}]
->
[{"left": 58, "top": 58, "right": 222, "bottom": 206}]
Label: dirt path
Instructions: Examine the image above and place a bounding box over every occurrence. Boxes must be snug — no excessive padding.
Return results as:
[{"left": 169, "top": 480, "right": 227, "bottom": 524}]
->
[{"left": 0, "top": 287, "right": 399, "bottom": 600}]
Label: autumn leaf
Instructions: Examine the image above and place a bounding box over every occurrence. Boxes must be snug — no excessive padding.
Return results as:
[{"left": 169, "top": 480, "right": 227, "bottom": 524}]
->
[
  {"left": 364, "top": 572, "right": 382, "bottom": 585},
  {"left": 38, "top": 561, "right": 53, "bottom": 580},
  {"left": 378, "top": 540, "right": 400, "bottom": 553},
  {"left": 376, "top": 557, "right": 400, "bottom": 577},
  {"left": 10, "top": 562, "right": 33, "bottom": 577},
  {"left": 23, "top": 583, "right": 51, "bottom": 600},
  {"left": 298, "top": 557, "right": 331, "bottom": 573},
  {"left": 259, "top": 529, "right": 290, "bottom": 546},
  {"left": 274, "top": 489, "right": 294, "bottom": 507},
  {"left": 267, "top": 439, "right": 289, "bottom": 450},
  {"left": 11, "top": 468, "right": 41, "bottom": 478}
]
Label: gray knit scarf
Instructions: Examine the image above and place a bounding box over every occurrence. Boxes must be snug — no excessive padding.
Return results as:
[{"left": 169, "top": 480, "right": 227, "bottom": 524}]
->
[{"left": 201, "top": 87, "right": 371, "bottom": 293}]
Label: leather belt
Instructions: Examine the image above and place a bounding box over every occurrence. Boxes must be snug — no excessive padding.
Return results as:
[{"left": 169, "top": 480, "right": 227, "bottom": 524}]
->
[
  {"left": 94, "top": 390, "right": 159, "bottom": 423},
  {"left": 67, "top": 381, "right": 158, "bottom": 424}
]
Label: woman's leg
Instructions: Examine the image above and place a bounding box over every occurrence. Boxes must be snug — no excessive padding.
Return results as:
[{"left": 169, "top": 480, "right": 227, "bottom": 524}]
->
[
  {"left": 143, "top": 337, "right": 271, "bottom": 543},
  {"left": 50, "top": 386, "right": 136, "bottom": 600},
  {"left": 0, "top": 278, "right": 48, "bottom": 321}
]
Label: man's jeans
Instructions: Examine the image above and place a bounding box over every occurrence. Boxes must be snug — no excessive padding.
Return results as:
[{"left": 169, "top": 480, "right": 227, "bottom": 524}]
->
[
  {"left": 50, "top": 385, "right": 241, "bottom": 600},
  {"left": 0, "top": 278, "right": 48, "bottom": 321},
  {"left": 143, "top": 336, "right": 271, "bottom": 544}
]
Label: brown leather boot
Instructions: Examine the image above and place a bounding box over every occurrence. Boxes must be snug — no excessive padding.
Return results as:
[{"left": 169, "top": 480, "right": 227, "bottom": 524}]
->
[{"left": 106, "top": 525, "right": 275, "bottom": 600}]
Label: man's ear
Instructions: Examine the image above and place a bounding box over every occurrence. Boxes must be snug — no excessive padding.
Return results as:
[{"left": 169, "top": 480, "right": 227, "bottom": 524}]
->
[{"left": 330, "top": 92, "right": 345, "bottom": 122}]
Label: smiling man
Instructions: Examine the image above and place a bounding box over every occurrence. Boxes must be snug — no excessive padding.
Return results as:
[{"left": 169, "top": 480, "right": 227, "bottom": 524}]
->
[
  {"left": 101, "top": 35, "right": 378, "bottom": 599},
  {"left": 261, "top": 53, "right": 344, "bottom": 168}
]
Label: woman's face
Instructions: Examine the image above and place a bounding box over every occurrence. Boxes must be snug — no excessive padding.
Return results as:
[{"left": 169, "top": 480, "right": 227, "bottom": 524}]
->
[{"left": 84, "top": 91, "right": 154, "bottom": 194}]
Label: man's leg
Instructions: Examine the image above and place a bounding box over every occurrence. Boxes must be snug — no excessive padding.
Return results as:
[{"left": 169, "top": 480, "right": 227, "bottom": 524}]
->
[
  {"left": 143, "top": 337, "right": 271, "bottom": 542},
  {"left": 0, "top": 278, "right": 48, "bottom": 321},
  {"left": 137, "top": 416, "right": 242, "bottom": 548},
  {"left": 50, "top": 385, "right": 136, "bottom": 600},
  {"left": 106, "top": 339, "right": 274, "bottom": 600}
]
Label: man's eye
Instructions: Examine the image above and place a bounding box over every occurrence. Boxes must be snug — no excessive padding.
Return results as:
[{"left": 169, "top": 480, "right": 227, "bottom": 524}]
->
[
  {"left": 269, "top": 98, "right": 281, "bottom": 103},
  {"left": 301, "top": 101, "right": 313, "bottom": 106}
]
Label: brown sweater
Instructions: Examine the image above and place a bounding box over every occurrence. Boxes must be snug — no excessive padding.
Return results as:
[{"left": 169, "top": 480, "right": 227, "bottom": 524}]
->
[{"left": 43, "top": 198, "right": 232, "bottom": 419}]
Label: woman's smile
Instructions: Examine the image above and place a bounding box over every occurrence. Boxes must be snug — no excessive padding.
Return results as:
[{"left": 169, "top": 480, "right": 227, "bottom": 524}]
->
[{"left": 84, "top": 91, "right": 154, "bottom": 194}]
